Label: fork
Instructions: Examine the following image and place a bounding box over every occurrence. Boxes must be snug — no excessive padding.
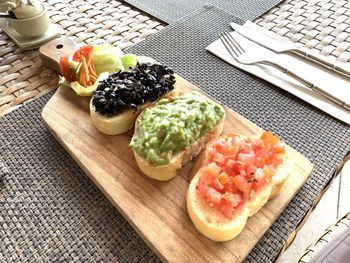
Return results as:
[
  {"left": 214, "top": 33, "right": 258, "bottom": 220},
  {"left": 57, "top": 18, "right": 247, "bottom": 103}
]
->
[{"left": 220, "top": 31, "right": 350, "bottom": 112}]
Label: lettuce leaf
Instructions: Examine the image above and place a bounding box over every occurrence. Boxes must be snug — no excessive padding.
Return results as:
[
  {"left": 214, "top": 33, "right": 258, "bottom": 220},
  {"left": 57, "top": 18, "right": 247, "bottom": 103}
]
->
[
  {"left": 92, "top": 44, "right": 124, "bottom": 75},
  {"left": 121, "top": 54, "right": 137, "bottom": 70},
  {"left": 60, "top": 72, "right": 109, "bottom": 96}
]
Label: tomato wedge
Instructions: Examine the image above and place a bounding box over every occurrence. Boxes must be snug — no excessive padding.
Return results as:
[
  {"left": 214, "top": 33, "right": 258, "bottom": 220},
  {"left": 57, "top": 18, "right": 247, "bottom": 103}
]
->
[
  {"left": 59, "top": 56, "right": 76, "bottom": 82},
  {"left": 72, "top": 45, "right": 94, "bottom": 61},
  {"left": 59, "top": 45, "right": 97, "bottom": 87}
]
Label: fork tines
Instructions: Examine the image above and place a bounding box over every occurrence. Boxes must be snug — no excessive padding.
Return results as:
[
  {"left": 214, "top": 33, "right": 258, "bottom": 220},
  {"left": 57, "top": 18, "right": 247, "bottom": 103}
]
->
[{"left": 220, "top": 32, "right": 244, "bottom": 58}]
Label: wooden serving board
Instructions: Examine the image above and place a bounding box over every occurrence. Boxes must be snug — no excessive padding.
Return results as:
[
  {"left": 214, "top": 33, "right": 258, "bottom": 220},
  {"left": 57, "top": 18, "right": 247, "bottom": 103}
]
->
[{"left": 40, "top": 38, "right": 313, "bottom": 262}]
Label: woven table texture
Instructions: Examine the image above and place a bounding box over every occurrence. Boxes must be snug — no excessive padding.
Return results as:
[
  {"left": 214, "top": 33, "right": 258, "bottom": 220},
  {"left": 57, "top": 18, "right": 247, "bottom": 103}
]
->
[
  {"left": 126, "top": 5, "right": 350, "bottom": 262},
  {"left": 298, "top": 213, "right": 350, "bottom": 262},
  {"left": 2, "top": 0, "right": 350, "bottom": 115},
  {"left": 123, "top": 0, "right": 283, "bottom": 24},
  {"left": 0, "top": 0, "right": 164, "bottom": 116},
  {"left": 255, "top": 0, "right": 350, "bottom": 64}
]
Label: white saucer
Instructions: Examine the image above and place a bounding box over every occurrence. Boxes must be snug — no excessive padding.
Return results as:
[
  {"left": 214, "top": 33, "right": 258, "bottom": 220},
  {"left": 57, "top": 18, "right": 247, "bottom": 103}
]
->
[{"left": 0, "top": 18, "right": 61, "bottom": 50}]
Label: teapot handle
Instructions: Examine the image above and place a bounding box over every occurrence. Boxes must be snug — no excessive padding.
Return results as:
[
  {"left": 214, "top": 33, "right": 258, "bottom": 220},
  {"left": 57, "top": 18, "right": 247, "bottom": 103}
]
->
[{"left": 4, "top": 0, "right": 44, "bottom": 19}]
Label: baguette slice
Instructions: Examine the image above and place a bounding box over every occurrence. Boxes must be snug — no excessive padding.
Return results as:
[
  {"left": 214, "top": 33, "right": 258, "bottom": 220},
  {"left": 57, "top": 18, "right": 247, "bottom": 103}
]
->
[
  {"left": 131, "top": 92, "right": 226, "bottom": 181},
  {"left": 187, "top": 133, "right": 291, "bottom": 241},
  {"left": 90, "top": 56, "right": 178, "bottom": 135},
  {"left": 90, "top": 84, "right": 178, "bottom": 135}
]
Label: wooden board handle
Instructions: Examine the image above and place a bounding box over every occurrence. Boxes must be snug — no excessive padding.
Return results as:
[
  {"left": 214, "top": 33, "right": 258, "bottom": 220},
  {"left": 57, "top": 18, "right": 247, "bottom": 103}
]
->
[{"left": 39, "top": 37, "right": 78, "bottom": 74}]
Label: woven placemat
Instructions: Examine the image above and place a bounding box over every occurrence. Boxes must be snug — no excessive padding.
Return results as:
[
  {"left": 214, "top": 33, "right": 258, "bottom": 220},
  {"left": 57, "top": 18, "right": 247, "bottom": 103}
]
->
[
  {"left": 123, "top": 0, "right": 283, "bottom": 23},
  {"left": 0, "top": 0, "right": 164, "bottom": 116},
  {"left": 125, "top": 5, "right": 350, "bottom": 261},
  {"left": 0, "top": 91, "right": 160, "bottom": 263}
]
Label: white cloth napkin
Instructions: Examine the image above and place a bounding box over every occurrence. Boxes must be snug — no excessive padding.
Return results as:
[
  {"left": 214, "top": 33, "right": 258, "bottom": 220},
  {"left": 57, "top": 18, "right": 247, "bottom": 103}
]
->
[{"left": 206, "top": 22, "right": 350, "bottom": 125}]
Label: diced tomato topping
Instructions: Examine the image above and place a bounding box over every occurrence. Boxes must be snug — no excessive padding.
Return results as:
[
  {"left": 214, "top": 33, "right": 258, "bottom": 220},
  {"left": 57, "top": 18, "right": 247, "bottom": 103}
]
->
[
  {"left": 237, "top": 163, "right": 247, "bottom": 177},
  {"left": 226, "top": 144, "right": 239, "bottom": 155},
  {"left": 246, "top": 163, "right": 257, "bottom": 177},
  {"left": 222, "top": 192, "right": 235, "bottom": 205},
  {"left": 222, "top": 166, "right": 236, "bottom": 178},
  {"left": 238, "top": 153, "right": 255, "bottom": 163},
  {"left": 223, "top": 181, "right": 239, "bottom": 194},
  {"left": 207, "top": 188, "right": 221, "bottom": 203},
  {"left": 255, "top": 148, "right": 269, "bottom": 159},
  {"left": 207, "top": 146, "right": 216, "bottom": 159},
  {"left": 220, "top": 203, "right": 234, "bottom": 218},
  {"left": 206, "top": 162, "right": 221, "bottom": 176},
  {"left": 261, "top": 131, "right": 279, "bottom": 146},
  {"left": 242, "top": 183, "right": 252, "bottom": 200},
  {"left": 255, "top": 168, "right": 264, "bottom": 180},
  {"left": 196, "top": 182, "right": 210, "bottom": 197},
  {"left": 196, "top": 132, "right": 285, "bottom": 219},
  {"left": 213, "top": 152, "right": 226, "bottom": 165},
  {"left": 274, "top": 142, "right": 285, "bottom": 153},
  {"left": 252, "top": 182, "right": 260, "bottom": 191},
  {"left": 218, "top": 172, "right": 230, "bottom": 185},
  {"left": 226, "top": 158, "right": 236, "bottom": 169},
  {"left": 255, "top": 157, "right": 266, "bottom": 168},
  {"left": 232, "top": 175, "right": 246, "bottom": 191},
  {"left": 240, "top": 143, "right": 253, "bottom": 154},
  {"left": 213, "top": 141, "right": 226, "bottom": 153},
  {"left": 198, "top": 171, "right": 215, "bottom": 186},
  {"left": 213, "top": 177, "right": 224, "bottom": 191},
  {"left": 263, "top": 166, "right": 273, "bottom": 182}
]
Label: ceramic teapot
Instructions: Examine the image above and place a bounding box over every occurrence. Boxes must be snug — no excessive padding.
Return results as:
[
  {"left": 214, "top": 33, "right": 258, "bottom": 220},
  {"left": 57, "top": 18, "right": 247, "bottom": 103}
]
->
[{"left": 0, "top": 0, "right": 49, "bottom": 37}]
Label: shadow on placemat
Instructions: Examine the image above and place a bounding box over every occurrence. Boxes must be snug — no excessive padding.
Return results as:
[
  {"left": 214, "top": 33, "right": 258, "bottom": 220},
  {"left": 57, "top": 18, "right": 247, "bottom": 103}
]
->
[
  {"left": 0, "top": 159, "right": 7, "bottom": 196},
  {"left": 123, "top": 0, "right": 283, "bottom": 23},
  {"left": 0, "top": 92, "right": 160, "bottom": 262}
]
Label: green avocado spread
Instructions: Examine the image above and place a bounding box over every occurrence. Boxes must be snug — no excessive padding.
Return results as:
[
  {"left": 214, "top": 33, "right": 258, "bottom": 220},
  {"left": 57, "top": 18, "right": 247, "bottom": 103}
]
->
[{"left": 129, "top": 92, "right": 225, "bottom": 166}]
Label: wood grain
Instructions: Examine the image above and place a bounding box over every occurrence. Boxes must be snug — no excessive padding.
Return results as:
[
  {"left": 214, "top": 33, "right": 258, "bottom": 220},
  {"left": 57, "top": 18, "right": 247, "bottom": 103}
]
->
[
  {"left": 39, "top": 37, "right": 79, "bottom": 73},
  {"left": 42, "top": 76, "right": 313, "bottom": 262}
]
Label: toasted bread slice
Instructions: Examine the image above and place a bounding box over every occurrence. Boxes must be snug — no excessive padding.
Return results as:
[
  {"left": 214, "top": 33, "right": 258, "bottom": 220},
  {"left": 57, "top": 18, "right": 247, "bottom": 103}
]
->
[
  {"left": 90, "top": 56, "right": 178, "bottom": 135},
  {"left": 90, "top": 85, "right": 178, "bottom": 135},
  {"left": 131, "top": 92, "right": 226, "bottom": 181},
  {"left": 187, "top": 133, "right": 290, "bottom": 241},
  {"left": 187, "top": 173, "right": 251, "bottom": 242}
]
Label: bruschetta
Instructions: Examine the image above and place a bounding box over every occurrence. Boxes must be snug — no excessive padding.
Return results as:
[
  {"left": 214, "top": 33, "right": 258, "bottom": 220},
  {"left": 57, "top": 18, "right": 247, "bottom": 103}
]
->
[
  {"left": 90, "top": 62, "right": 179, "bottom": 135},
  {"left": 187, "top": 132, "right": 290, "bottom": 241},
  {"left": 129, "top": 91, "right": 226, "bottom": 181}
]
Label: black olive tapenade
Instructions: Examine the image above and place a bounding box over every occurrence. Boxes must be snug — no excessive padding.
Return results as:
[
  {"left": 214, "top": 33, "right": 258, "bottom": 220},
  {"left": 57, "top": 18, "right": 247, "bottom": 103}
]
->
[{"left": 92, "top": 63, "right": 176, "bottom": 116}]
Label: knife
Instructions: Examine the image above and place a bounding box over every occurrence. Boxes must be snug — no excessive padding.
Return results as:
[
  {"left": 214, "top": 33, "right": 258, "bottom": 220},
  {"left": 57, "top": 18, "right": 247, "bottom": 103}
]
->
[{"left": 230, "top": 22, "right": 350, "bottom": 78}]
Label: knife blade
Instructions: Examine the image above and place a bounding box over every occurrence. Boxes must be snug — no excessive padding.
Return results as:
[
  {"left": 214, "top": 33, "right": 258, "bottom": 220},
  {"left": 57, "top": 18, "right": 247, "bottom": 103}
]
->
[{"left": 230, "top": 22, "right": 350, "bottom": 78}]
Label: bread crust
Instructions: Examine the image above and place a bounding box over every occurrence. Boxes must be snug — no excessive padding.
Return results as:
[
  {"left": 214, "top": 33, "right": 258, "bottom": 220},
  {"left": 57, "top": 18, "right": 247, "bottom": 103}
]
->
[
  {"left": 131, "top": 93, "right": 226, "bottom": 181},
  {"left": 269, "top": 154, "right": 291, "bottom": 200},
  {"left": 187, "top": 133, "right": 290, "bottom": 241},
  {"left": 90, "top": 83, "right": 179, "bottom": 135},
  {"left": 187, "top": 173, "right": 250, "bottom": 242}
]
